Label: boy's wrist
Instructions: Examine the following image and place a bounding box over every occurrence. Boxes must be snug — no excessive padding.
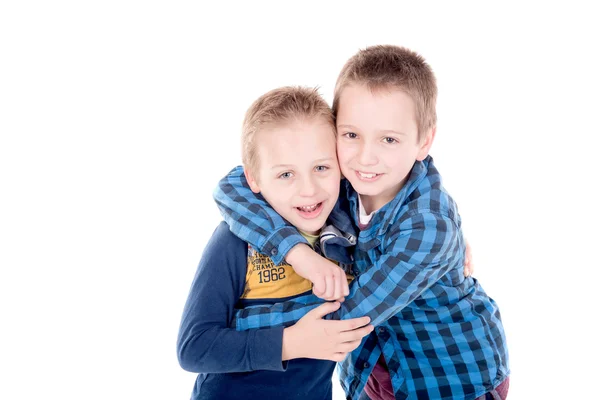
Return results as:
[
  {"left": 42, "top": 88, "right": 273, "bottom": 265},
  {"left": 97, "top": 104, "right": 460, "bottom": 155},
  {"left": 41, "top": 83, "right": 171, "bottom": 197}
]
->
[
  {"left": 284, "top": 243, "right": 313, "bottom": 266},
  {"left": 282, "top": 326, "right": 300, "bottom": 361},
  {"left": 285, "top": 244, "right": 322, "bottom": 284}
]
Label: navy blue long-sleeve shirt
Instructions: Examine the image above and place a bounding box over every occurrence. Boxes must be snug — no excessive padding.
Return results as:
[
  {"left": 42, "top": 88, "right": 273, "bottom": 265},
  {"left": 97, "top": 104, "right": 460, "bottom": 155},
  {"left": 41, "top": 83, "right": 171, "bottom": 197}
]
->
[{"left": 177, "top": 222, "right": 337, "bottom": 400}]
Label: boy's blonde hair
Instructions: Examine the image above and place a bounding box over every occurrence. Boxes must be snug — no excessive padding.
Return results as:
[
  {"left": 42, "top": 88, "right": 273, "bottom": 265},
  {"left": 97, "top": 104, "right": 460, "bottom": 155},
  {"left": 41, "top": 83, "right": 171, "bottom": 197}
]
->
[
  {"left": 242, "top": 86, "right": 335, "bottom": 174},
  {"left": 332, "top": 45, "right": 437, "bottom": 139}
]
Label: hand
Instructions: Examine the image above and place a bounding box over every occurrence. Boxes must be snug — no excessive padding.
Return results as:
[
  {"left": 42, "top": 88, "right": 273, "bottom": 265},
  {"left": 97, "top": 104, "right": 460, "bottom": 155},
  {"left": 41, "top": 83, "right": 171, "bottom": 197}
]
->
[
  {"left": 286, "top": 244, "right": 350, "bottom": 301},
  {"left": 282, "top": 301, "right": 373, "bottom": 362},
  {"left": 464, "top": 240, "right": 474, "bottom": 277}
]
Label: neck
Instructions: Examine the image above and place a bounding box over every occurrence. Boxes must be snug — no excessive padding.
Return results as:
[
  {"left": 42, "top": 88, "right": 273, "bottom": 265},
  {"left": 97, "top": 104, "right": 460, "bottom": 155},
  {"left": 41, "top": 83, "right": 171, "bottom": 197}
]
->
[
  {"left": 359, "top": 179, "right": 406, "bottom": 214},
  {"left": 299, "top": 229, "right": 320, "bottom": 237}
]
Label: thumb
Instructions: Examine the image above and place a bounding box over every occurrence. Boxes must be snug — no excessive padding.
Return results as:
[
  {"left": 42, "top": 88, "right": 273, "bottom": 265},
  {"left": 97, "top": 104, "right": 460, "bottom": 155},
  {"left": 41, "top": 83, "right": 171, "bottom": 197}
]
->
[{"left": 308, "top": 301, "right": 340, "bottom": 319}]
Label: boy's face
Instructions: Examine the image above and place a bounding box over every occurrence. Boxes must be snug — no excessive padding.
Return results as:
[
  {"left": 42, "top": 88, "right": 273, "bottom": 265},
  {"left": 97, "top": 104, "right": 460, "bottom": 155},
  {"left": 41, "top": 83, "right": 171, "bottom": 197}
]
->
[
  {"left": 245, "top": 118, "right": 340, "bottom": 235},
  {"left": 336, "top": 84, "right": 434, "bottom": 212}
]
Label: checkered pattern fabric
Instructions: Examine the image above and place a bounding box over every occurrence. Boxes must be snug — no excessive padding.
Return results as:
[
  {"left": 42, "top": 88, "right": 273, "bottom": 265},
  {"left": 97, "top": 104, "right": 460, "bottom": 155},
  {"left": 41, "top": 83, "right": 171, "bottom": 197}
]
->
[{"left": 213, "top": 157, "right": 509, "bottom": 399}]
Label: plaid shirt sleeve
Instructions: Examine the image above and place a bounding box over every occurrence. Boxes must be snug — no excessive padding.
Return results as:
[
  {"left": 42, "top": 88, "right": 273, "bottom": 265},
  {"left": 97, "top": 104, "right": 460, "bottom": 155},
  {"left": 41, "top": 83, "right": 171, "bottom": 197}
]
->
[
  {"left": 212, "top": 166, "right": 308, "bottom": 265},
  {"left": 232, "top": 294, "right": 326, "bottom": 331},
  {"left": 337, "top": 210, "right": 464, "bottom": 326},
  {"left": 233, "top": 210, "right": 464, "bottom": 330}
]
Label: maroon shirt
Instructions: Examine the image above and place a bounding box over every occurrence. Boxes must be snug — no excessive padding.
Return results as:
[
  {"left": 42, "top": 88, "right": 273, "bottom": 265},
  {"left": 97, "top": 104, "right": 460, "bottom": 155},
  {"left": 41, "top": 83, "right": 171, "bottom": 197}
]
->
[{"left": 363, "top": 355, "right": 395, "bottom": 400}]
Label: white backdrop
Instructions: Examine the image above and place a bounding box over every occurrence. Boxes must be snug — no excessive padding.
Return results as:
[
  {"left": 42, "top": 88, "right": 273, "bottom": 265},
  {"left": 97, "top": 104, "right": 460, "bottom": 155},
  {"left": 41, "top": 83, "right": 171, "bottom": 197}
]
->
[{"left": 1, "top": 1, "right": 598, "bottom": 399}]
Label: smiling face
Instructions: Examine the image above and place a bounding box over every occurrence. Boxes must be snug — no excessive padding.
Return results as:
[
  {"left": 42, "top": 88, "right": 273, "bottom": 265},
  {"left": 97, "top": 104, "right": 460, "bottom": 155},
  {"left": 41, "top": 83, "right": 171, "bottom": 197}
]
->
[
  {"left": 245, "top": 117, "right": 340, "bottom": 235},
  {"left": 336, "top": 84, "right": 435, "bottom": 214}
]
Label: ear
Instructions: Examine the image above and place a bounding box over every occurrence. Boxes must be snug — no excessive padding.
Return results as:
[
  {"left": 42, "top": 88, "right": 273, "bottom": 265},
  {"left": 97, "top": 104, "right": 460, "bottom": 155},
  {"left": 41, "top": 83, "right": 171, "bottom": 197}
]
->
[
  {"left": 243, "top": 167, "right": 261, "bottom": 194},
  {"left": 416, "top": 126, "right": 436, "bottom": 161}
]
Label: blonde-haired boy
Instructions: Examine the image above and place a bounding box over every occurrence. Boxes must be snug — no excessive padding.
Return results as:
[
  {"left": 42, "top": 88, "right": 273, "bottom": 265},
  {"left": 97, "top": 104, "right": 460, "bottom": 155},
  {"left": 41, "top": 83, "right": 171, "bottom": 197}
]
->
[
  {"left": 214, "top": 46, "right": 510, "bottom": 400},
  {"left": 178, "top": 86, "right": 373, "bottom": 400}
]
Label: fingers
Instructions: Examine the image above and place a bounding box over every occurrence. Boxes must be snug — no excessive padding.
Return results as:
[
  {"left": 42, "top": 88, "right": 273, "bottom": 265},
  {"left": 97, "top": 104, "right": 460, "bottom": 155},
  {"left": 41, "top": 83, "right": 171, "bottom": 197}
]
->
[
  {"left": 333, "top": 316, "right": 371, "bottom": 332},
  {"left": 330, "top": 353, "right": 347, "bottom": 363},
  {"left": 340, "top": 324, "right": 374, "bottom": 342},
  {"left": 324, "top": 274, "right": 334, "bottom": 299},
  {"left": 326, "top": 266, "right": 349, "bottom": 300},
  {"left": 332, "top": 272, "right": 342, "bottom": 301},
  {"left": 463, "top": 262, "right": 472, "bottom": 277},
  {"left": 463, "top": 254, "right": 473, "bottom": 277},
  {"left": 312, "top": 275, "right": 326, "bottom": 296},
  {"left": 463, "top": 241, "right": 474, "bottom": 277},
  {"left": 337, "top": 267, "right": 349, "bottom": 299},
  {"left": 342, "top": 274, "right": 350, "bottom": 297},
  {"left": 312, "top": 265, "right": 350, "bottom": 300},
  {"left": 306, "top": 301, "right": 340, "bottom": 319},
  {"left": 468, "top": 256, "right": 474, "bottom": 276},
  {"left": 338, "top": 339, "right": 363, "bottom": 353},
  {"left": 329, "top": 335, "right": 370, "bottom": 362}
]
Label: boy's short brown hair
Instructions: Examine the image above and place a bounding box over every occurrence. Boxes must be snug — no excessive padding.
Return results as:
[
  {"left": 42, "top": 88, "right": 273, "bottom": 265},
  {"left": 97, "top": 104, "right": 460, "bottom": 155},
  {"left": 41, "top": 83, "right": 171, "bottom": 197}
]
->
[
  {"left": 332, "top": 45, "right": 437, "bottom": 139},
  {"left": 242, "top": 86, "right": 335, "bottom": 174}
]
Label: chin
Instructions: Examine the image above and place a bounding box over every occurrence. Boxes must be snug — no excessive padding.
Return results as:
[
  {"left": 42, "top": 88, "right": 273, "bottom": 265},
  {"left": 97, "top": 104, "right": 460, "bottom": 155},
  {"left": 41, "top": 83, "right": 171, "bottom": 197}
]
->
[
  {"left": 296, "top": 218, "right": 326, "bottom": 234},
  {"left": 347, "top": 181, "right": 380, "bottom": 196}
]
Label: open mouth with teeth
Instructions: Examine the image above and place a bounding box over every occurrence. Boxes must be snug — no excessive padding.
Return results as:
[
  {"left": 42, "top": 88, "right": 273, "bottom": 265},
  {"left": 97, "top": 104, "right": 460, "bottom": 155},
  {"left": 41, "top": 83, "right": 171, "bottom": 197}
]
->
[
  {"left": 295, "top": 202, "right": 324, "bottom": 219},
  {"left": 356, "top": 171, "right": 382, "bottom": 181}
]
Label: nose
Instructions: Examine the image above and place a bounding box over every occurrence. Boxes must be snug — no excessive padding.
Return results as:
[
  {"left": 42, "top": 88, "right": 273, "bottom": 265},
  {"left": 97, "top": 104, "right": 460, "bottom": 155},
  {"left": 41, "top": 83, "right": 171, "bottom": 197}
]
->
[
  {"left": 299, "top": 175, "right": 318, "bottom": 197},
  {"left": 357, "top": 142, "right": 378, "bottom": 166}
]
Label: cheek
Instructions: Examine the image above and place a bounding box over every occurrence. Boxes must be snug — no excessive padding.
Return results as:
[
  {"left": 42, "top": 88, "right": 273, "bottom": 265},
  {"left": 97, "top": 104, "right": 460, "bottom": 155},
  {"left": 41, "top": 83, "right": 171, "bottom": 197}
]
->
[
  {"left": 329, "top": 174, "right": 341, "bottom": 189},
  {"left": 269, "top": 193, "right": 295, "bottom": 216},
  {"left": 336, "top": 143, "right": 353, "bottom": 165},
  {"left": 387, "top": 147, "right": 417, "bottom": 167},
  {"left": 262, "top": 185, "right": 290, "bottom": 206},
  {"left": 322, "top": 182, "right": 340, "bottom": 201},
  {"left": 386, "top": 157, "right": 408, "bottom": 173}
]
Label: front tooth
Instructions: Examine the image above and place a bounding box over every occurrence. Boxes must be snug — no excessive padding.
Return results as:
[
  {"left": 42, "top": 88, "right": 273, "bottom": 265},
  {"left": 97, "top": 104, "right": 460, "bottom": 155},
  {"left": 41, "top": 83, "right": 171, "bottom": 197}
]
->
[{"left": 359, "top": 172, "right": 376, "bottom": 178}]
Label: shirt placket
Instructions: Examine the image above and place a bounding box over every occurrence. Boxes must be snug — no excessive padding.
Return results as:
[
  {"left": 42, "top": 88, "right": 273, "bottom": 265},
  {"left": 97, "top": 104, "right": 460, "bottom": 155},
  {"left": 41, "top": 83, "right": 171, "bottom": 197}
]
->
[{"left": 378, "top": 321, "right": 407, "bottom": 399}]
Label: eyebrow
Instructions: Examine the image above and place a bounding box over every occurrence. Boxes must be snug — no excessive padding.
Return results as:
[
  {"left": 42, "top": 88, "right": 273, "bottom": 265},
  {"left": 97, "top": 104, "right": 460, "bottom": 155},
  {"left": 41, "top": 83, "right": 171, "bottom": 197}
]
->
[
  {"left": 338, "top": 124, "right": 407, "bottom": 136},
  {"left": 380, "top": 129, "right": 407, "bottom": 136},
  {"left": 313, "top": 157, "right": 335, "bottom": 164},
  {"left": 271, "top": 164, "right": 294, "bottom": 170},
  {"left": 270, "top": 157, "right": 335, "bottom": 170}
]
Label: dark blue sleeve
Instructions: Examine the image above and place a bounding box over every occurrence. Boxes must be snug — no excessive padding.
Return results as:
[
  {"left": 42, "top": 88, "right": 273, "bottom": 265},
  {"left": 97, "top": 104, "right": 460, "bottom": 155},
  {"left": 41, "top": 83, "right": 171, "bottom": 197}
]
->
[{"left": 177, "top": 222, "right": 287, "bottom": 373}]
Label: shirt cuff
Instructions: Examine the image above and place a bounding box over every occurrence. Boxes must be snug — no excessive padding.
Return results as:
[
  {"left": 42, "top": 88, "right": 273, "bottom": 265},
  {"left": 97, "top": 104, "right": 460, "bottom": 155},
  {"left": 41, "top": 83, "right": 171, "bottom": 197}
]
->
[
  {"left": 259, "top": 226, "right": 309, "bottom": 265},
  {"left": 249, "top": 327, "right": 288, "bottom": 372}
]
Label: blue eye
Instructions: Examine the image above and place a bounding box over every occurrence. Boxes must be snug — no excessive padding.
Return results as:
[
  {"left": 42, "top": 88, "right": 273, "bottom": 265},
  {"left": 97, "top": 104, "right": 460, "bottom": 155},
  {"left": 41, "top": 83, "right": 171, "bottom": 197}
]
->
[
  {"left": 315, "top": 165, "right": 329, "bottom": 172},
  {"left": 279, "top": 172, "right": 293, "bottom": 179}
]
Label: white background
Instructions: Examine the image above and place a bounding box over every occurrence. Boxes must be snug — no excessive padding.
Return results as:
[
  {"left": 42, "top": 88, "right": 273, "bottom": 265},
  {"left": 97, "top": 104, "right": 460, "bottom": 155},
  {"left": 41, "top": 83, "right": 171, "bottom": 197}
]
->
[{"left": 1, "top": 1, "right": 598, "bottom": 399}]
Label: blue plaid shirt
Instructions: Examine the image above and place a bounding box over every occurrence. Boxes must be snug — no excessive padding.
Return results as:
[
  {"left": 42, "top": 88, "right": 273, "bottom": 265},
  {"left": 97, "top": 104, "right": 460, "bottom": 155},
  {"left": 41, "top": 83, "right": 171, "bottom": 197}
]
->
[{"left": 213, "top": 156, "right": 509, "bottom": 400}]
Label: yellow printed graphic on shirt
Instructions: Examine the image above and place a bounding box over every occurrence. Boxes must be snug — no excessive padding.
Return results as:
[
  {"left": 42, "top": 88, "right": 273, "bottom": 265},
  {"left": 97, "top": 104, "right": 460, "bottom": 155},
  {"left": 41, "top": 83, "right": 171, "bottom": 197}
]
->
[{"left": 241, "top": 247, "right": 354, "bottom": 300}]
